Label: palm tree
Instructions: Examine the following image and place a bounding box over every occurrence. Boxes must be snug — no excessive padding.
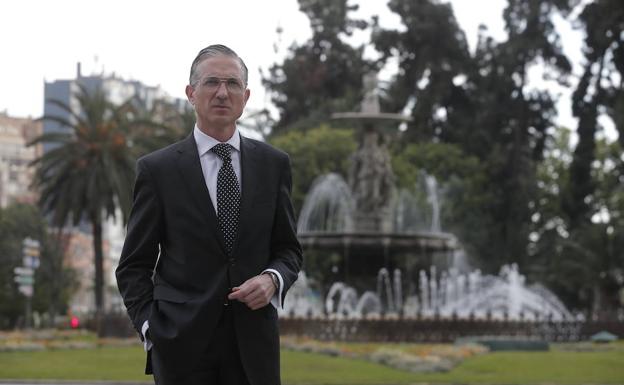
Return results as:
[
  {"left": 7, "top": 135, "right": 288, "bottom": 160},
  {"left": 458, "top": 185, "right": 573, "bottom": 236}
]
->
[
  {"left": 130, "top": 96, "right": 191, "bottom": 150},
  {"left": 30, "top": 84, "right": 141, "bottom": 324}
]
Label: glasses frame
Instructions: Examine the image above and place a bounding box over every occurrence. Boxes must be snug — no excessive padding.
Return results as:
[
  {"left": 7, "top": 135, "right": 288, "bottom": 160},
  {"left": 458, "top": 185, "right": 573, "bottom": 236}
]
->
[{"left": 198, "top": 76, "right": 246, "bottom": 95}]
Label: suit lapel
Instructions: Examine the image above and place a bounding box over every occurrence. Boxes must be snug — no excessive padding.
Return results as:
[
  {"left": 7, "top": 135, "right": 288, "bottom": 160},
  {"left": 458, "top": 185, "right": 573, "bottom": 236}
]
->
[
  {"left": 175, "top": 134, "right": 226, "bottom": 251},
  {"left": 232, "top": 135, "right": 259, "bottom": 255}
]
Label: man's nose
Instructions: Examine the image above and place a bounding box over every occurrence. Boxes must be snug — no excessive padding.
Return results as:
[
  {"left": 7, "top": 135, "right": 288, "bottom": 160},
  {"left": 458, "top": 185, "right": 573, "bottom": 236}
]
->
[{"left": 215, "top": 82, "right": 229, "bottom": 98}]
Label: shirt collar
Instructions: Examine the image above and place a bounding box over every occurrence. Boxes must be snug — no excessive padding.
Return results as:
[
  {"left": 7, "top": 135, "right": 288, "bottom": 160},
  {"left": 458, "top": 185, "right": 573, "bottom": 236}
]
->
[{"left": 193, "top": 125, "right": 241, "bottom": 156}]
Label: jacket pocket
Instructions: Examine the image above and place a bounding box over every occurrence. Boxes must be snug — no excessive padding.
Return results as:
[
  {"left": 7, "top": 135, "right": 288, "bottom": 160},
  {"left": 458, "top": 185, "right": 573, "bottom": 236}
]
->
[{"left": 262, "top": 304, "right": 278, "bottom": 320}]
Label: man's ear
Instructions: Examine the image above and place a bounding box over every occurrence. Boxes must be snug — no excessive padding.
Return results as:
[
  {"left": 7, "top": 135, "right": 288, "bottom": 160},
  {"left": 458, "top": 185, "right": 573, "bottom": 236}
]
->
[{"left": 185, "top": 84, "right": 195, "bottom": 105}]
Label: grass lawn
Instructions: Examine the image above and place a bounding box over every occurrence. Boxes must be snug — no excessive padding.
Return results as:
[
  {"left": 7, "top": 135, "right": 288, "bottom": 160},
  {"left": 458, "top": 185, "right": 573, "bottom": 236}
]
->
[
  {"left": 413, "top": 349, "right": 624, "bottom": 385},
  {"left": 0, "top": 345, "right": 622, "bottom": 385},
  {"left": 0, "top": 346, "right": 146, "bottom": 382}
]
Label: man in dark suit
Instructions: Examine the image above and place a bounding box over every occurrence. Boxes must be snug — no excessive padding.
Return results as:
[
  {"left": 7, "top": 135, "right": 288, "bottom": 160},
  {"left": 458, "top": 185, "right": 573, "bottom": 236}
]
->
[{"left": 116, "top": 44, "right": 303, "bottom": 385}]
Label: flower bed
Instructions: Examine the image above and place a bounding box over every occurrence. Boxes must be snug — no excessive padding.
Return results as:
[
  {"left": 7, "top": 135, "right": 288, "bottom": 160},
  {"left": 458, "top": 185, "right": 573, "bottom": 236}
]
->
[
  {"left": 0, "top": 329, "right": 137, "bottom": 352},
  {"left": 281, "top": 336, "right": 488, "bottom": 372}
]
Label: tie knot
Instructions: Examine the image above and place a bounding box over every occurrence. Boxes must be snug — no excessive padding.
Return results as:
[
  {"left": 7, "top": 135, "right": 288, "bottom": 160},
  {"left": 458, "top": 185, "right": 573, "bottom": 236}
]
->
[{"left": 211, "top": 143, "right": 234, "bottom": 161}]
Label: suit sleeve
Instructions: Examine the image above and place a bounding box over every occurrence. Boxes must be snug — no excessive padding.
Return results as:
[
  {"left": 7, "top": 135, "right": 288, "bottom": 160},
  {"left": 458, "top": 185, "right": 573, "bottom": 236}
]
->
[
  {"left": 116, "top": 159, "right": 163, "bottom": 334},
  {"left": 267, "top": 154, "right": 303, "bottom": 305}
]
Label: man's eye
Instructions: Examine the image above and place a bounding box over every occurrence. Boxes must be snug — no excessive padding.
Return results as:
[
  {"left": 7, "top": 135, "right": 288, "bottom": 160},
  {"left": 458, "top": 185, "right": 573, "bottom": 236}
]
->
[
  {"left": 205, "top": 78, "right": 220, "bottom": 86},
  {"left": 227, "top": 79, "right": 242, "bottom": 89}
]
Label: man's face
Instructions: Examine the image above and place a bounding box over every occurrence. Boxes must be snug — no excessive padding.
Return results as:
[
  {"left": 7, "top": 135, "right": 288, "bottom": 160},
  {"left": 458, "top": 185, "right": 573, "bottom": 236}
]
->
[{"left": 186, "top": 55, "right": 250, "bottom": 133}]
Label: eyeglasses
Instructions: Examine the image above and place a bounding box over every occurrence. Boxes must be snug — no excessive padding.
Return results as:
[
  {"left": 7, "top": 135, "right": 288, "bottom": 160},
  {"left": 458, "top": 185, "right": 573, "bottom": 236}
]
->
[{"left": 199, "top": 76, "right": 246, "bottom": 94}]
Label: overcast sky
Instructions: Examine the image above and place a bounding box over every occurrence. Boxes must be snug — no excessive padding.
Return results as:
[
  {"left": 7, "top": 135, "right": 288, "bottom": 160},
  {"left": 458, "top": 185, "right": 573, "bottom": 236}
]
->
[{"left": 1, "top": 0, "right": 606, "bottom": 137}]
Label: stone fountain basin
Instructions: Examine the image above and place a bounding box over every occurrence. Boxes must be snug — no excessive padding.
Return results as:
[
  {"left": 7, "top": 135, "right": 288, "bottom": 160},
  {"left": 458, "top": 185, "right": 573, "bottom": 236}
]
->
[{"left": 298, "top": 231, "right": 458, "bottom": 253}]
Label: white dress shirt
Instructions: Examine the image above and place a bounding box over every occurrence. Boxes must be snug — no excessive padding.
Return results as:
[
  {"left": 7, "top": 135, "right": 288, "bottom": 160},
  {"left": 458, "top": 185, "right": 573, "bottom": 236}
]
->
[{"left": 194, "top": 125, "right": 242, "bottom": 213}]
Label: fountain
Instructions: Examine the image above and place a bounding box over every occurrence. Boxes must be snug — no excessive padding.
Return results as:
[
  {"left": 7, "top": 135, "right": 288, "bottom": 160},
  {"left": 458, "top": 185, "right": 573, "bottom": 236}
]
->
[
  {"left": 281, "top": 72, "right": 608, "bottom": 343},
  {"left": 283, "top": 265, "right": 575, "bottom": 321},
  {"left": 279, "top": 266, "right": 591, "bottom": 343},
  {"left": 297, "top": 72, "right": 457, "bottom": 287}
]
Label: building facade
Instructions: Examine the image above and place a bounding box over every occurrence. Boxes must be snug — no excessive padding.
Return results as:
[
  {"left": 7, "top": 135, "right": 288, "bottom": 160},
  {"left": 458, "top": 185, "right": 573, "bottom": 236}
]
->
[
  {"left": 43, "top": 62, "right": 186, "bottom": 151},
  {"left": 0, "top": 112, "right": 42, "bottom": 208}
]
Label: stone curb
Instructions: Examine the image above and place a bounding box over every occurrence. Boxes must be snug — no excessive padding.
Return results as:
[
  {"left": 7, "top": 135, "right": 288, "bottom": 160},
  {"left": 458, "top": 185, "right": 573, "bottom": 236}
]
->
[{"left": 0, "top": 381, "right": 151, "bottom": 385}]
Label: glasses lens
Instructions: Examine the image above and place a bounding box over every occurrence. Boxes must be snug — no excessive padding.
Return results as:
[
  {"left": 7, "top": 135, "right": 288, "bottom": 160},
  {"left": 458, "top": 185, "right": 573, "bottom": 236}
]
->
[
  {"left": 204, "top": 77, "right": 221, "bottom": 88},
  {"left": 226, "top": 79, "right": 244, "bottom": 94},
  {"left": 203, "top": 77, "right": 244, "bottom": 94}
]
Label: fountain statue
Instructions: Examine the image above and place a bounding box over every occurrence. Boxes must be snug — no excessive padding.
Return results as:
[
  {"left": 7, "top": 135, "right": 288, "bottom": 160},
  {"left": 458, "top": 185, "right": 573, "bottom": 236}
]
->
[
  {"left": 347, "top": 73, "right": 395, "bottom": 231},
  {"left": 348, "top": 128, "right": 394, "bottom": 231}
]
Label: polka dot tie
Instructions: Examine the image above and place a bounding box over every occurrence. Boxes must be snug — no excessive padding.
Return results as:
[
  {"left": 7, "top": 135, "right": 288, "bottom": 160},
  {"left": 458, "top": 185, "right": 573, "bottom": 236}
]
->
[{"left": 211, "top": 143, "right": 240, "bottom": 255}]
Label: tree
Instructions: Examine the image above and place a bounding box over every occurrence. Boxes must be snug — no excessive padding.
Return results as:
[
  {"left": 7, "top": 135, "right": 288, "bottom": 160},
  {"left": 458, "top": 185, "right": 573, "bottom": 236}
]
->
[
  {"left": 30, "top": 84, "right": 141, "bottom": 322},
  {"left": 466, "top": 0, "right": 572, "bottom": 269},
  {"left": 563, "top": 0, "right": 624, "bottom": 228},
  {"left": 371, "top": 0, "right": 472, "bottom": 142},
  {"left": 0, "top": 204, "right": 76, "bottom": 329},
  {"left": 371, "top": 0, "right": 573, "bottom": 270},
  {"left": 270, "top": 125, "right": 357, "bottom": 213},
  {"left": 263, "top": 0, "right": 370, "bottom": 134},
  {"left": 126, "top": 97, "right": 191, "bottom": 156},
  {"left": 31, "top": 230, "right": 78, "bottom": 326},
  {"left": 530, "top": 127, "right": 624, "bottom": 316}
]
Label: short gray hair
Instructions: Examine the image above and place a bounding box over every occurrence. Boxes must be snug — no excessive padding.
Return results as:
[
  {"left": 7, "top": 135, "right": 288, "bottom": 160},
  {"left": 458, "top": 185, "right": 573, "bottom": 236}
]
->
[{"left": 189, "top": 44, "right": 248, "bottom": 87}]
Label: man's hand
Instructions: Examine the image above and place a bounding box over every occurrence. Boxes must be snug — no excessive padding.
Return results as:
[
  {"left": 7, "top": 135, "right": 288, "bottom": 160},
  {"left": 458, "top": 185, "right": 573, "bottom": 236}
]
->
[{"left": 228, "top": 274, "right": 276, "bottom": 310}]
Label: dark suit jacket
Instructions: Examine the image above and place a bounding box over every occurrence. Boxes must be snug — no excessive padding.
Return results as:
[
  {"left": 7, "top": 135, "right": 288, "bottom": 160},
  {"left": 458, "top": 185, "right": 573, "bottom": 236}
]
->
[{"left": 115, "top": 133, "right": 302, "bottom": 385}]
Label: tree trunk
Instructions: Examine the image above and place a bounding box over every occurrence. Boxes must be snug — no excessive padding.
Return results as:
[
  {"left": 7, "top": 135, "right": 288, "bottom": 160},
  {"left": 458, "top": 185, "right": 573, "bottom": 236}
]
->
[
  {"left": 91, "top": 211, "right": 105, "bottom": 335},
  {"left": 592, "top": 283, "right": 602, "bottom": 320},
  {"left": 46, "top": 230, "right": 63, "bottom": 328}
]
